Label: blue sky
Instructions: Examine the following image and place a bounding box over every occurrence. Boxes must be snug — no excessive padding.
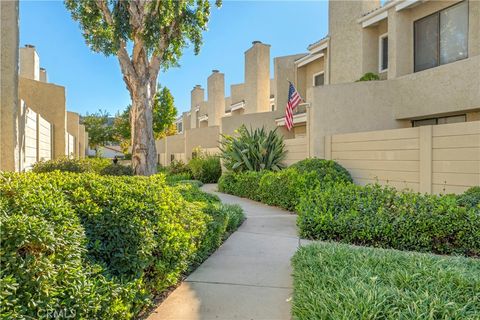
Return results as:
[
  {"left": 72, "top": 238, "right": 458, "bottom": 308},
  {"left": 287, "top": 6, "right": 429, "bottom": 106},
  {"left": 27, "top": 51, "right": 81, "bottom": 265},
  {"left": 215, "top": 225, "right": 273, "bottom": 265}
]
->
[{"left": 19, "top": 1, "right": 329, "bottom": 116}]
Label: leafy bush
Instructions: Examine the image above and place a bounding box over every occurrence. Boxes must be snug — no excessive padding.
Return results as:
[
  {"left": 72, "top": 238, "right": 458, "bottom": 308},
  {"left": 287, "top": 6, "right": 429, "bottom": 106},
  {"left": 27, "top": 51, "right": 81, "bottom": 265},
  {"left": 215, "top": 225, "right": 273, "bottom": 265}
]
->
[
  {"left": 167, "top": 160, "right": 191, "bottom": 175},
  {"left": 292, "top": 242, "right": 480, "bottom": 320},
  {"left": 218, "top": 171, "right": 264, "bottom": 200},
  {"left": 99, "top": 164, "right": 134, "bottom": 176},
  {"left": 457, "top": 186, "right": 480, "bottom": 211},
  {"left": 0, "top": 172, "right": 244, "bottom": 318},
  {"left": 32, "top": 157, "right": 114, "bottom": 174},
  {"left": 356, "top": 72, "right": 380, "bottom": 81},
  {"left": 297, "top": 182, "right": 480, "bottom": 256},
  {"left": 290, "top": 158, "right": 352, "bottom": 184},
  {"left": 219, "top": 159, "right": 352, "bottom": 211},
  {"left": 189, "top": 155, "right": 222, "bottom": 183},
  {"left": 257, "top": 169, "right": 320, "bottom": 211},
  {"left": 219, "top": 125, "right": 286, "bottom": 172}
]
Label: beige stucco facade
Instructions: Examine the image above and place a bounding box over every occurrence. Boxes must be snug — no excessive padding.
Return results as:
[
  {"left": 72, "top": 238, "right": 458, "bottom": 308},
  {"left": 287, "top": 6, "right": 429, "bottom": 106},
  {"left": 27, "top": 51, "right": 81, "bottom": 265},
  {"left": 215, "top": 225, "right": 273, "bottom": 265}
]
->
[
  {"left": 0, "top": 12, "right": 88, "bottom": 171},
  {"left": 155, "top": 0, "right": 479, "bottom": 194}
]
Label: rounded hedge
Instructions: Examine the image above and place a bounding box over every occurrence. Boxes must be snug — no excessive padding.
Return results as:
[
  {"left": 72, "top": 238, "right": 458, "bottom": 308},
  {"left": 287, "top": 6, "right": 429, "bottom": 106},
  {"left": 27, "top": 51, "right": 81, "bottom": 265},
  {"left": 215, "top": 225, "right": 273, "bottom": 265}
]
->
[{"left": 290, "top": 158, "right": 352, "bottom": 184}]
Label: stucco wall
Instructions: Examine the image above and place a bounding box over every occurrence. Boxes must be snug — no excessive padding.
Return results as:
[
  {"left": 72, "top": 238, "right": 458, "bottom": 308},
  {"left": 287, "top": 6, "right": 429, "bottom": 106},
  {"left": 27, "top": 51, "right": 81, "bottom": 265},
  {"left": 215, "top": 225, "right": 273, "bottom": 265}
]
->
[
  {"left": 296, "top": 57, "right": 325, "bottom": 100},
  {"left": 18, "top": 77, "right": 67, "bottom": 158},
  {"left": 185, "top": 126, "right": 220, "bottom": 159},
  {"left": 274, "top": 54, "right": 305, "bottom": 112},
  {"left": 221, "top": 110, "right": 294, "bottom": 139},
  {"left": 230, "top": 83, "right": 245, "bottom": 105},
  {"left": 0, "top": 0, "right": 19, "bottom": 171},
  {"left": 78, "top": 124, "right": 85, "bottom": 158}
]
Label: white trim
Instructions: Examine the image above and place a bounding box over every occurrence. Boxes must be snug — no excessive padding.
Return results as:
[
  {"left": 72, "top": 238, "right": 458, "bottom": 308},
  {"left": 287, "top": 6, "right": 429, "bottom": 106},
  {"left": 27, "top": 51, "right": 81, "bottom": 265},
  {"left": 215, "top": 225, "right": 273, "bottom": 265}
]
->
[
  {"left": 312, "top": 71, "right": 325, "bottom": 87},
  {"left": 296, "top": 52, "right": 325, "bottom": 68},
  {"left": 230, "top": 101, "right": 245, "bottom": 112},
  {"left": 307, "top": 37, "right": 329, "bottom": 52},
  {"left": 195, "top": 106, "right": 200, "bottom": 112},
  {"left": 396, "top": 0, "right": 422, "bottom": 12},
  {"left": 198, "top": 114, "right": 208, "bottom": 122},
  {"left": 378, "top": 33, "right": 388, "bottom": 73},
  {"left": 275, "top": 112, "right": 307, "bottom": 126},
  {"left": 362, "top": 11, "right": 388, "bottom": 28}
]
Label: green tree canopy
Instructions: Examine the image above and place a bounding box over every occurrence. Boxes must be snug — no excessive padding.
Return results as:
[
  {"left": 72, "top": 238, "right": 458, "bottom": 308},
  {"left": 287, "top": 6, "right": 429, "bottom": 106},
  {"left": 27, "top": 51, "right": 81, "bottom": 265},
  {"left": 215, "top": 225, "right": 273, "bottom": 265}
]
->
[
  {"left": 65, "top": 0, "right": 221, "bottom": 175},
  {"left": 81, "top": 110, "right": 114, "bottom": 152}
]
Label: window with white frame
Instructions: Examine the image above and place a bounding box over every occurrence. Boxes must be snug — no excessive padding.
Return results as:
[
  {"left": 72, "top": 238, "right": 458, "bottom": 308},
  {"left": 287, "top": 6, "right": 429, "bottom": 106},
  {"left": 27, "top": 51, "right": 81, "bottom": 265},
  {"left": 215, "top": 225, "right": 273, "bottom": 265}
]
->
[
  {"left": 313, "top": 72, "right": 324, "bottom": 87},
  {"left": 379, "top": 33, "right": 388, "bottom": 72},
  {"left": 414, "top": 1, "right": 468, "bottom": 72}
]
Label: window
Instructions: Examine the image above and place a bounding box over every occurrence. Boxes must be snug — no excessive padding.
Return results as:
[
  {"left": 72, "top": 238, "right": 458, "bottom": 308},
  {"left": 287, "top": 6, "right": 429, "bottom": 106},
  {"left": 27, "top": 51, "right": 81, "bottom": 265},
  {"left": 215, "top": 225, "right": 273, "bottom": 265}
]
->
[
  {"left": 313, "top": 72, "right": 324, "bottom": 86},
  {"left": 414, "top": 1, "right": 468, "bottom": 72},
  {"left": 412, "top": 114, "right": 466, "bottom": 127},
  {"left": 379, "top": 34, "right": 388, "bottom": 72}
]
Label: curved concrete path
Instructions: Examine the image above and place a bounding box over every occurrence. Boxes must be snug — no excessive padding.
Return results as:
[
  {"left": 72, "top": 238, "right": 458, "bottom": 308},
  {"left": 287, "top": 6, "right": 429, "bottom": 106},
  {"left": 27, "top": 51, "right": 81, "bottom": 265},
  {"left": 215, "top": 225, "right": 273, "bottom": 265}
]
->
[{"left": 147, "top": 184, "right": 301, "bottom": 320}]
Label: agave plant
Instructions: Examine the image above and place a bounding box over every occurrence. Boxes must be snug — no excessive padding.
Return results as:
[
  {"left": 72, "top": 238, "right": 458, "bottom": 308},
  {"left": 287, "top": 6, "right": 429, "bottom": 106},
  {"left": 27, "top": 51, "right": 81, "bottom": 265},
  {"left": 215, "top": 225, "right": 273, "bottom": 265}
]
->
[{"left": 220, "top": 125, "right": 286, "bottom": 172}]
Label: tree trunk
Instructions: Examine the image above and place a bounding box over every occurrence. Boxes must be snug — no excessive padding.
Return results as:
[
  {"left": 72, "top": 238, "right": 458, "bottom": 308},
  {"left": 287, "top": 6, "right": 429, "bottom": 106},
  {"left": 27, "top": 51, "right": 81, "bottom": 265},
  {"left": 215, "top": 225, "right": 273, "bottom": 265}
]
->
[{"left": 130, "top": 82, "right": 157, "bottom": 176}]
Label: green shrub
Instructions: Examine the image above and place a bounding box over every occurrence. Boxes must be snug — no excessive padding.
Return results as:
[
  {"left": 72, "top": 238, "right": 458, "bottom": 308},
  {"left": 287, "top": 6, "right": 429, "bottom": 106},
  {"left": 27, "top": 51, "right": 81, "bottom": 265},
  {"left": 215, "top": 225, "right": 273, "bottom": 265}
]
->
[
  {"left": 219, "top": 125, "right": 286, "bottom": 172},
  {"left": 290, "top": 158, "right": 352, "bottom": 184},
  {"left": 257, "top": 169, "right": 320, "bottom": 211},
  {"left": 167, "top": 160, "right": 190, "bottom": 175},
  {"left": 0, "top": 172, "right": 244, "bottom": 318},
  {"left": 292, "top": 242, "right": 480, "bottom": 320},
  {"left": 457, "top": 186, "right": 480, "bottom": 211},
  {"left": 297, "top": 182, "right": 480, "bottom": 256},
  {"left": 189, "top": 155, "right": 222, "bottom": 183},
  {"left": 99, "top": 164, "right": 134, "bottom": 176},
  {"left": 165, "top": 172, "right": 193, "bottom": 185},
  {"left": 356, "top": 72, "right": 380, "bottom": 82},
  {"left": 32, "top": 157, "right": 112, "bottom": 174},
  {"left": 218, "top": 171, "right": 264, "bottom": 200},
  {"left": 0, "top": 173, "right": 141, "bottom": 319},
  {"left": 219, "top": 159, "right": 351, "bottom": 211}
]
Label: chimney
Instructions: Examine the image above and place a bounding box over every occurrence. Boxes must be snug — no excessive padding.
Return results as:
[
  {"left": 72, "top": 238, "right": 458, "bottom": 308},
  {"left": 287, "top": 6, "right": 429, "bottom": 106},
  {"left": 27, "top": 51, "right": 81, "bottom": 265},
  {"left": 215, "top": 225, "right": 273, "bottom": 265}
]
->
[
  {"left": 19, "top": 44, "right": 40, "bottom": 81},
  {"left": 207, "top": 70, "right": 225, "bottom": 126},
  {"left": 39, "top": 67, "right": 47, "bottom": 82},
  {"left": 244, "top": 41, "right": 271, "bottom": 113},
  {"left": 190, "top": 85, "right": 204, "bottom": 128}
]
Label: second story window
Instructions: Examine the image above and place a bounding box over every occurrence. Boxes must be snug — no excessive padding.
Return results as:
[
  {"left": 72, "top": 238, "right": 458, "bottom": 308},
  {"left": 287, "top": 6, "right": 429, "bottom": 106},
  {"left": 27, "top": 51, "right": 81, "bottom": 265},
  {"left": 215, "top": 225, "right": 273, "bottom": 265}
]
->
[
  {"left": 414, "top": 1, "right": 468, "bottom": 72},
  {"left": 379, "top": 34, "right": 388, "bottom": 72},
  {"left": 313, "top": 72, "right": 325, "bottom": 86}
]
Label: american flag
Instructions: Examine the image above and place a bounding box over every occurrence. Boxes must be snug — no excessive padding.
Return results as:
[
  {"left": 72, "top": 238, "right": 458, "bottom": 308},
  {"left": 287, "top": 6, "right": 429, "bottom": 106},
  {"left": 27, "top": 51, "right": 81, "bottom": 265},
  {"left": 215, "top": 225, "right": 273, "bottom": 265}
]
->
[{"left": 285, "top": 82, "right": 302, "bottom": 131}]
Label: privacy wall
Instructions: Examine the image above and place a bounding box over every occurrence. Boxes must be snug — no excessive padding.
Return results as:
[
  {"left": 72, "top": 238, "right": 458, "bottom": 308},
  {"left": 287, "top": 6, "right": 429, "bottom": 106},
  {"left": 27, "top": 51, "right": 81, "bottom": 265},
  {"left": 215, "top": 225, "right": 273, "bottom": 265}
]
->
[{"left": 325, "top": 121, "right": 480, "bottom": 194}]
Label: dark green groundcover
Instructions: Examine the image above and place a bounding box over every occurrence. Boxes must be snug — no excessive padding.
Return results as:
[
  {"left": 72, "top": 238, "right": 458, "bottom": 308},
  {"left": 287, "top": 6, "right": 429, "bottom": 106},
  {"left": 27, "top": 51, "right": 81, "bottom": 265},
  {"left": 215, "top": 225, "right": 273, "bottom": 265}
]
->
[
  {"left": 292, "top": 242, "right": 480, "bottom": 320},
  {"left": 0, "top": 172, "right": 244, "bottom": 319}
]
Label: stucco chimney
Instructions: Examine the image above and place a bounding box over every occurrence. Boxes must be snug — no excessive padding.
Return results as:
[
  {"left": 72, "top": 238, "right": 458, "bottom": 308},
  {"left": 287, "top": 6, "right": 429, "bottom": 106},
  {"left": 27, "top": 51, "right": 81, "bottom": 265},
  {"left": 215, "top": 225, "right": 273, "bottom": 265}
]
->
[
  {"left": 244, "top": 41, "right": 271, "bottom": 113},
  {"left": 39, "top": 67, "right": 47, "bottom": 82},
  {"left": 207, "top": 70, "right": 225, "bottom": 126},
  {"left": 19, "top": 44, "right": 40, "bottom": 81},
  {"left": 190, "top": 85, "right": 204, "bottom": 129}
]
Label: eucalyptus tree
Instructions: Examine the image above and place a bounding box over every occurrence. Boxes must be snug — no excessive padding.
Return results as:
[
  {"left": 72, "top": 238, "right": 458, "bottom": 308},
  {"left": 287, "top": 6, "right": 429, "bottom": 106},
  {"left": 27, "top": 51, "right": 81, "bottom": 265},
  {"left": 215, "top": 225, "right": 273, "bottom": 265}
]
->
[{"left": 65, "top": 0, "right": 220, "bottom": 175}]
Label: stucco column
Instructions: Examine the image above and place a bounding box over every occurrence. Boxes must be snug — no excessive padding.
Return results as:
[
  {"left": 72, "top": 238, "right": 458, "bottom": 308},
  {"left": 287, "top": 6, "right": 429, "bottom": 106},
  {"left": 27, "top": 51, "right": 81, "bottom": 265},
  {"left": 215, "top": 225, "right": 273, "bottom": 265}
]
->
[
  {"left": 244, "top": 41, "right": 270, "bottom": 114},
  {"left": 207, "top": 70, "right": 225, "bottom": 127},
  {"left": 0, "top": 0, "right": 20, "bottom": 171},
  {"left": 388, "top": 7, "right": 412, "bottom": 79}
]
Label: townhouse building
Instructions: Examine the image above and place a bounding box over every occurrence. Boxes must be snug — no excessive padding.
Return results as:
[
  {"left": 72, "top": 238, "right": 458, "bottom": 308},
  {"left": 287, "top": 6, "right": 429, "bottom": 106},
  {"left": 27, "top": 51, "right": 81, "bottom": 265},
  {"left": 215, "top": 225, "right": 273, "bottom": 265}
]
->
[
  {"left": 158, "top": 0, "right": 479, "bottom": 194},
  {"left": 0, "top": 1, "right": 88, "bottom": 171}
]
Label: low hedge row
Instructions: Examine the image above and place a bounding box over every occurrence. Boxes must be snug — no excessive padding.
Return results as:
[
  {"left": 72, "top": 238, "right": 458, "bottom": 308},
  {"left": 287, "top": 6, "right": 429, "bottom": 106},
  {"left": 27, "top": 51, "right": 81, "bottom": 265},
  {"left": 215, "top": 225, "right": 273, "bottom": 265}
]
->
[
  {"left": 297, "top": 182, "right": 480, "bottom": 257},
  {"left": 0, "top": 172, "right": 244, "bottom": 319},
  {"left": 292, "top": 242, "right": 480, "bottom": 320},
  {"left": 32, "top": 157, "right": 133, "bottom": 176},
  {"left": 218, "top": 158, "right": 352, "bottom": 211}
]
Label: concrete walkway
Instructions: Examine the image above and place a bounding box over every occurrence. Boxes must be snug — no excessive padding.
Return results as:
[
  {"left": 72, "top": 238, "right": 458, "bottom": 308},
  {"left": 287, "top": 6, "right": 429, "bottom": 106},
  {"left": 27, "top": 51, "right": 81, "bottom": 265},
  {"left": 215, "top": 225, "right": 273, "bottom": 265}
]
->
[{"left": 147, "top": 184, "right": 301, "bottom": 320}]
